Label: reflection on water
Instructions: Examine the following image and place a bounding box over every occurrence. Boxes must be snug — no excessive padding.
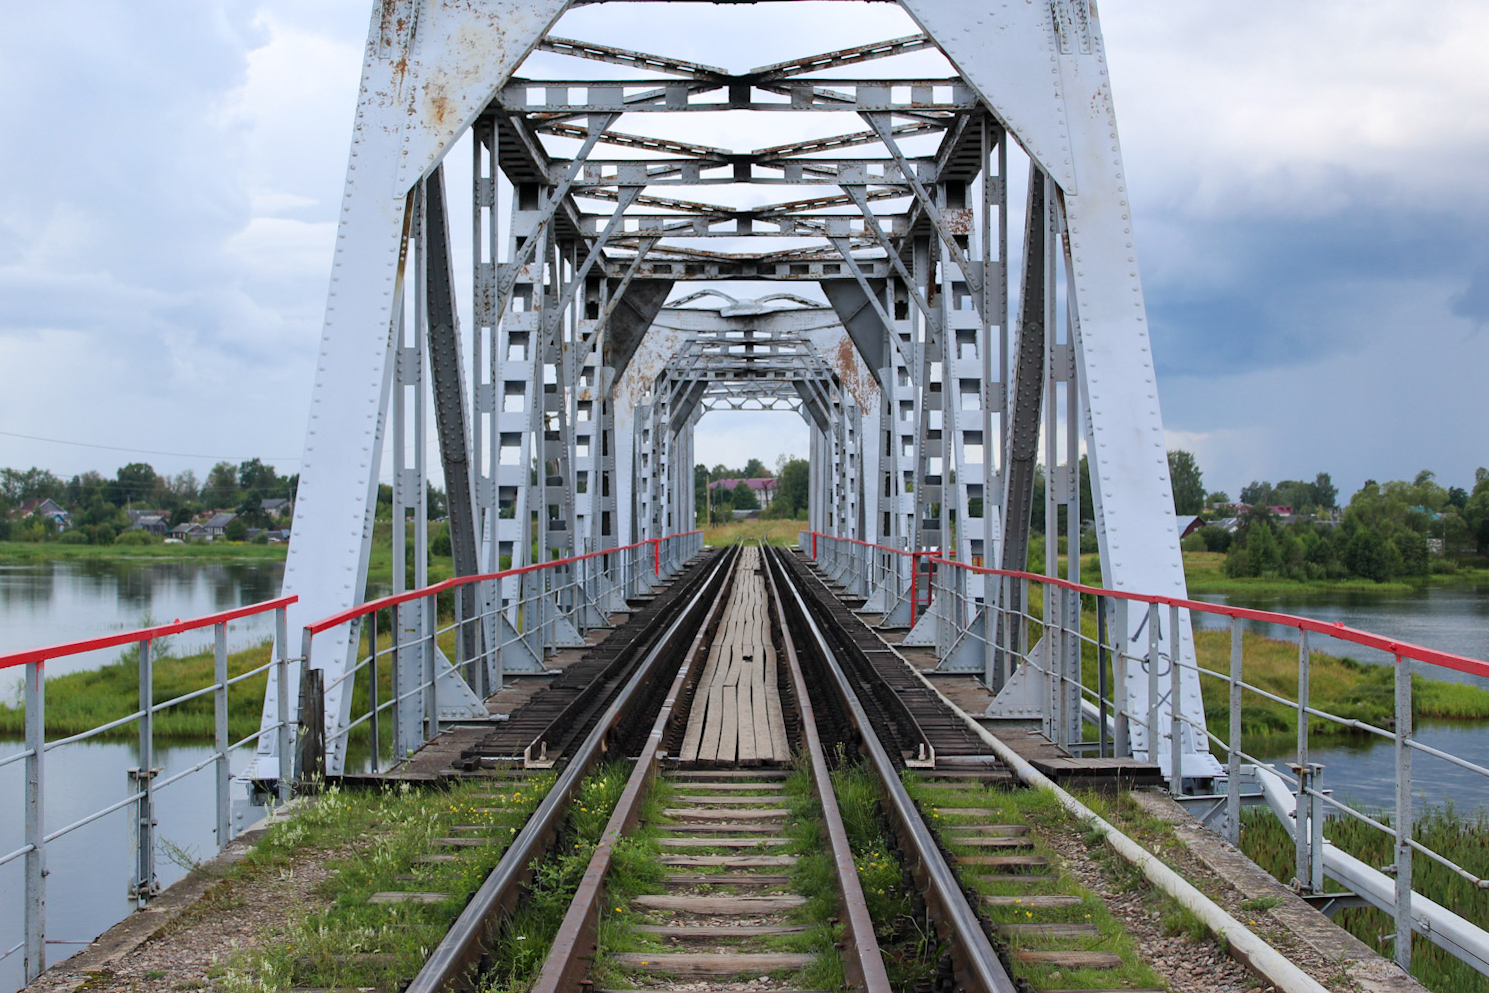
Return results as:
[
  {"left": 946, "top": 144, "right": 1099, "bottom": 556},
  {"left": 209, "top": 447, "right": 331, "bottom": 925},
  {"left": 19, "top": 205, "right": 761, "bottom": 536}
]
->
[
  {"left": 1191, "top": 583, "right": 1489, "bottom": 688},
  {"left": 0, "top": 559, "right": 285, "bottom": 699},
  {"left": 0, "top": 739, "right": 255, "bottom": 993},
  {"left": 1254, "top": 721, "right": 1487, "bottom": 817},
  {"left": 1196, "top": 583, "right": 1489, "bottom": 817}
]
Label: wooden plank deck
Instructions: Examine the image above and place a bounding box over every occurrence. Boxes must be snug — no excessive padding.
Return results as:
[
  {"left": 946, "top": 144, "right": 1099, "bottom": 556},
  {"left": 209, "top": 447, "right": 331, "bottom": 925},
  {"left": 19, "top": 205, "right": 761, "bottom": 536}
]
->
[{"left": 678, "top": 546, "right": 790, "bottom": 766}]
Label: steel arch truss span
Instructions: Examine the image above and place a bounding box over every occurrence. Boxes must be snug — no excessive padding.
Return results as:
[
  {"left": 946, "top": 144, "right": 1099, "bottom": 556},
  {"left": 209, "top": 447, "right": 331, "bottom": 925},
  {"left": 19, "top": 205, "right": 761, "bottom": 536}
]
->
[{"left": 263, "top": 0, "right": 1219, "bottom": 781}]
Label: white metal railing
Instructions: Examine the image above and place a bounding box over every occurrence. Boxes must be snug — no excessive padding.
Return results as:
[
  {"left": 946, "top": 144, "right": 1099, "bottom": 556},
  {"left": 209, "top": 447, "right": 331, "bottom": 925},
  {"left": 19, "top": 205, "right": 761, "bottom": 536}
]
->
[
  {"left": 804, "top": 530, "right": 1489, "bottom": 976},
  {"left": 0, "top": 598, "right": 297, "bottom": 985},
  {"left": 301, "top": 530, "right": 705, "bottom": 770}
]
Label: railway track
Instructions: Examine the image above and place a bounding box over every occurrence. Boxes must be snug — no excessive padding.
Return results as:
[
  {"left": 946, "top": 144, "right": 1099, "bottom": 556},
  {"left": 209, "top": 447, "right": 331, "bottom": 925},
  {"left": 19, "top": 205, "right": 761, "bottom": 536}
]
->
[{"left": 383, "top": 542, "right": 1190, "bottom": 993}]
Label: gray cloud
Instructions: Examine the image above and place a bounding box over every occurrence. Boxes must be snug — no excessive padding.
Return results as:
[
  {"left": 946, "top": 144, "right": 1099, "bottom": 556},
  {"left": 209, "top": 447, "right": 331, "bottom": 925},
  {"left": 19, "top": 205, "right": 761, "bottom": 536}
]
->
[{"left": 1449, "top": 262, "right": 1489, "bottom": 329}]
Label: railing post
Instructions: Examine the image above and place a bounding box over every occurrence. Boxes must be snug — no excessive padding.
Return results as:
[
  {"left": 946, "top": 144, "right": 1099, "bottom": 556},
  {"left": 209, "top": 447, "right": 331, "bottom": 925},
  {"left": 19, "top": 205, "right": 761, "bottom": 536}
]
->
[
  {"left": 1227, "top": 616, "right": 1243, "bottom": 845},
  {"left": 1047, "top": 585, "right": 1062, "bottom": 745},
  {"left": 1169, "top": 603, "right": 1183, "bottom": 793},
  {"left": 455, "top": 589, "right": 467, "bottom": 691},
  {"left": 369, "top": 610, "right": 381, "bottom": 775},
  {"left": 131, "top": 636, "right": 158, "bottom": 905},
  {"left": 1309, "top": 762, "right": 1325, "bottom": 893},
  {"left": 23, "top": 658, "right": 46, "bottom": 983},
  {"left": 390, "top": 601, "right": 402, "bottom": 756},
  {"left": 274, "top": 606, "right": 291, "bottom": 805},
  {"left": 1294, "top": 629, "right": 1312, "bottom": 892},
  {"left": 1113, "top": 597, "right": 1130, "bottom": 758},
  {"left": 1147, "top": 601, "right": 1161, "bottom": 770},
  {"left": 424, "top": 592, "right": 438, "bottom": 746},
  {"left": 1394, "top": 651, "right": 1414, "bottom": 971},
  {"left": 1096, "top": 597, "right": 1109, "bottom": 758},
  {"left": 213, "top": 622, "right": 230, "bottom": 848}
]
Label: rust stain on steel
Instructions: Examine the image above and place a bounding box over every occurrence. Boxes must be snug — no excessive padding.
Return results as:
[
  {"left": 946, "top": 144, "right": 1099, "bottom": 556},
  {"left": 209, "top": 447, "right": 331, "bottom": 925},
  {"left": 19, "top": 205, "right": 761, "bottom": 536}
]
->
[
  {"left": 942, "top": 207, "right": 975, "bottom": 237},
  {"left": 832, "top": 334, "right": 878, "bottom": 411}
]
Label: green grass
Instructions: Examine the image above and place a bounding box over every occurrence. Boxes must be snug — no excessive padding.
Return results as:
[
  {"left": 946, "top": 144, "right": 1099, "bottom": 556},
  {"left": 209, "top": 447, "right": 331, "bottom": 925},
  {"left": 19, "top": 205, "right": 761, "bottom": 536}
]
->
[
  {"left": 213, "top": 775, "right": 554, "bottom": 992},
  {"left": 0, "top": 634, "right": 402, "bottom": 748},
  {"left": 703, "top": 519, "right": 809, "bottom": 548},
  {"left": 480, "top": 761, "right": 631, "bottom": 992},
  {"left": 0, "top": 540, "right": 287, "bottom": 563},
  {"left": 831, "top": 761, "right": 940, "bottom": 990},
  {"left": 1183, "top": 551, "right": 1489, "bottom": 595},
  {"left": 1240, "top": 805, "right": 1489, "bottom": 993},
  {"left": 902, "top": 776, "right": 1167, "bottom": 992}
]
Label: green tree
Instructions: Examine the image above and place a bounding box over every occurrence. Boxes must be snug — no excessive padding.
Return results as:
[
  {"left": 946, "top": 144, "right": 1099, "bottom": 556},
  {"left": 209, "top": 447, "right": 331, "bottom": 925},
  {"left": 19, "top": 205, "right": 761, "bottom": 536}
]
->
[
  {"left": 1345, "top": 525, "right": 1396, "bottom": 582},
  {"left": 1240, "top": 480, "right": 1276, "bottom": 507},
  {"left": 1, "top": 467, "right": 65, "bottom": 504},
  {"left": 203, "top": 461, "right": 240, "bottom": 510},
  {"left": 106, "top": 462, "right": 160, "bottom": 507},
  {"left": 1167, "top": 450, "right": 1205, "bottom": 515},
  {"left": 732, "top": 480, "right": 760, "bottom": 511},
  {"left": 1464, "top": 472, "right": 1489, "bottom": 554},
  {"left": 1312, "top": 472, "right": 1337, "bottom": 511},
  {"left": 1247, "top": 520, "right": 1281, "bottom": 574},
  {"left": 770, "top": 458, "right": 809, "bottom": 519},
  {"left": 237, "top": 458, "right": 280, "bottom": 494},
  {"left": 742, "top": 458, "right": 772, "bottom": 479},
  {"left": 224, "top": 516, "right": 249, "bottom": 542}
]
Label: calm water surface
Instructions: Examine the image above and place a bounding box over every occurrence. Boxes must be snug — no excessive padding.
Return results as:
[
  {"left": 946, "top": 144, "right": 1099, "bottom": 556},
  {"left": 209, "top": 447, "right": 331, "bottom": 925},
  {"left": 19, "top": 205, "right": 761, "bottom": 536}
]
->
[
  {"left": 1191, "top": 583, "right": 1489, "bottom": 816},
  {"left": 0, "top": 558, "right": 285, "bottom": 701}
]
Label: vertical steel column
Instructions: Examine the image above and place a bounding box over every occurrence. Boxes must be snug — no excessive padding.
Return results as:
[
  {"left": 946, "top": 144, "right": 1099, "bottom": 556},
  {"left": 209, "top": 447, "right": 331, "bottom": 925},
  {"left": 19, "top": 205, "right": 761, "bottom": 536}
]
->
[
  {"left": 132, "top": 638, "right": 157, "bottom": 905},
  {"left": 1294, "top": 630, "right": 1312, "bottom": 891},
  {"left": 214, "top": 622, "right": 230, "bottom": 846},
  {"left": 1393, "top": 651, "right": 1413, "bottom": 971},
  {"left": 1227, "top": 617, "right": 1243, "bottom": 844},
  {"left": 23, "top": 658, "right": 45, "bottom": 982}
]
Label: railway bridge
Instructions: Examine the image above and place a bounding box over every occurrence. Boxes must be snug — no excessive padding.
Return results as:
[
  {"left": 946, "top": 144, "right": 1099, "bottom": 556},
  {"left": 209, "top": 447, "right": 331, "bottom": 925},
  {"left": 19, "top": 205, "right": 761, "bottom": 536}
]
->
[{"left": 4, "top": 3, "right": 1489, "bottom": 993}]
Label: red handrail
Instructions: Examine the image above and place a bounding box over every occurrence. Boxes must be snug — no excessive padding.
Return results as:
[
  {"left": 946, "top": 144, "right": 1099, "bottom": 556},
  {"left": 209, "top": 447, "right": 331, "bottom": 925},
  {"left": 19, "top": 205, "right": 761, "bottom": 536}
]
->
[
  {"left": 0, "top": 596, "right": 299, "bottom": 670},
  {"left": 305, "top": 530, "right": 704, "bottom": 636},
  {"left": 807, "top": 531, "right": 1489, "bottom": 679}
]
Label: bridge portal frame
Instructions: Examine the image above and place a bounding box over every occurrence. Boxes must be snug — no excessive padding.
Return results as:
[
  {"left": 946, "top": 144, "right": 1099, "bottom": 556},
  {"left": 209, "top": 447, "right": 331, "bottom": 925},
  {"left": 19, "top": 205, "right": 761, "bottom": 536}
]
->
[{"left": 260, "top": 0, "right": 1218, "bottom": 782}]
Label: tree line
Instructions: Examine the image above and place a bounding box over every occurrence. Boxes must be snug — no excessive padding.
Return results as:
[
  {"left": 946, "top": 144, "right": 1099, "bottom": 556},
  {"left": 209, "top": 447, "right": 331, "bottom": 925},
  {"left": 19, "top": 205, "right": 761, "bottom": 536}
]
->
[
  {"left": 695, "top": 456, "right": 810, "bottom": 525},
  {"left": 0, "top": 459, "right": 297, "bottom": 545},
  {"left": 1194, "top": 470, "right": 1489, "bottom": 582}
]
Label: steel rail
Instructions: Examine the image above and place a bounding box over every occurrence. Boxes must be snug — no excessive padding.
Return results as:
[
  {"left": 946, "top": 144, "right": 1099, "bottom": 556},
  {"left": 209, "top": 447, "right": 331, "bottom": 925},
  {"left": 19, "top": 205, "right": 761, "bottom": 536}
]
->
[
  {"left": 761, "top": 544, "right": 893, "bottom": 993},
  {"left": 764, "top": 546, "right": 1019, "bottom": 993},
  {"left": 520, "top": 547, "right": 718, "bottom": 766},
  {"left": 526, "top": 540, "right": 738, "bottom": 993},
  {"left": 403, "top": 546, "right": 735, "bottom": 993}
]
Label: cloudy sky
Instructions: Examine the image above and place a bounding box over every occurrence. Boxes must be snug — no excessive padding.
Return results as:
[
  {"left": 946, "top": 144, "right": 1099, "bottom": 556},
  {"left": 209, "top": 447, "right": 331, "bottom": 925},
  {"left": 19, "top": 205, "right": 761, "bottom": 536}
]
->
[{"left": 1, "top": 1, "right": 1485, "bottom": 502}]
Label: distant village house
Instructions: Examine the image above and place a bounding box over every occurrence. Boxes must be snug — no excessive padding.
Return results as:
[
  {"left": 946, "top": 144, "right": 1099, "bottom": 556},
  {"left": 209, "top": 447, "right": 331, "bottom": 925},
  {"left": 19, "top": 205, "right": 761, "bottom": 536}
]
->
[
  {"left": 707, "top": 477, "right": 777, "bottom": 507},
  {"left": 9, "top": 498, "right": 69, "bottom": 529}
]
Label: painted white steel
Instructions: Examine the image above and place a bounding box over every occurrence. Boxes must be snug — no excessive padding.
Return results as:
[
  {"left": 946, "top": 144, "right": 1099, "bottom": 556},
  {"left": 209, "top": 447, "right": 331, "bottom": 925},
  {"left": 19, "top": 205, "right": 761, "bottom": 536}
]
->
[{"left": 264, "top": 1, "right": 567, "bottom": 777}]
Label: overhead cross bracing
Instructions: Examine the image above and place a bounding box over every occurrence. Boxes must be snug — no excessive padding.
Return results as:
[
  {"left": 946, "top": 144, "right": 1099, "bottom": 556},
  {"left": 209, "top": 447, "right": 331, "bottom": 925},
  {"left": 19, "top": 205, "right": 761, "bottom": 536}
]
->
[{"left": 266, "top": 0, "right": 1220, "bottom": 791}]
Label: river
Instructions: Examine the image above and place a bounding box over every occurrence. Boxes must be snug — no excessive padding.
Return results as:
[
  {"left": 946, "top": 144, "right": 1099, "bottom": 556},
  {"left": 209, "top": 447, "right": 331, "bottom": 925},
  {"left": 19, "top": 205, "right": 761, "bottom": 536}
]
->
[
  {"left": 0, "top": 558, "right": 285, "bottom": 993},
  {"left": 1190, "top": 582, "right": 1489, "bottom": 816}
]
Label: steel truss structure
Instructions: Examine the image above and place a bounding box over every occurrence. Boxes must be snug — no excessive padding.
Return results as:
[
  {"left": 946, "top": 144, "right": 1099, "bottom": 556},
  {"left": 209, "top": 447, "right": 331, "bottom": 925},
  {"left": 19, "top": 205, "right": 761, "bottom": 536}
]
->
[{"left": 259, "top": 0, "right": 1221, "bottom": 782}]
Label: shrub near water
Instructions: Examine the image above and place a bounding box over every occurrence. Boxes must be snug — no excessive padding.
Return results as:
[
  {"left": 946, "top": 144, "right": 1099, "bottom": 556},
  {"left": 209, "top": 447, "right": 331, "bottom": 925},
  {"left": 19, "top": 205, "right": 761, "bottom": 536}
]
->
[{"left": 1240, "top": 805, "right": 1489, "bottom": 993}]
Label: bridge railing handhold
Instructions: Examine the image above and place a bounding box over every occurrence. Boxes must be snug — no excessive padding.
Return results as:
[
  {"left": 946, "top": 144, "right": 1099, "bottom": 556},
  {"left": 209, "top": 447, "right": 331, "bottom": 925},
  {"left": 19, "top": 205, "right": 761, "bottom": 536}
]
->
[
  {"left": 807, "top": 529, "right": 1489, "bottom": 977},
  {"left": 0, "top": 595, "right": 299, "bottom": 985}
]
